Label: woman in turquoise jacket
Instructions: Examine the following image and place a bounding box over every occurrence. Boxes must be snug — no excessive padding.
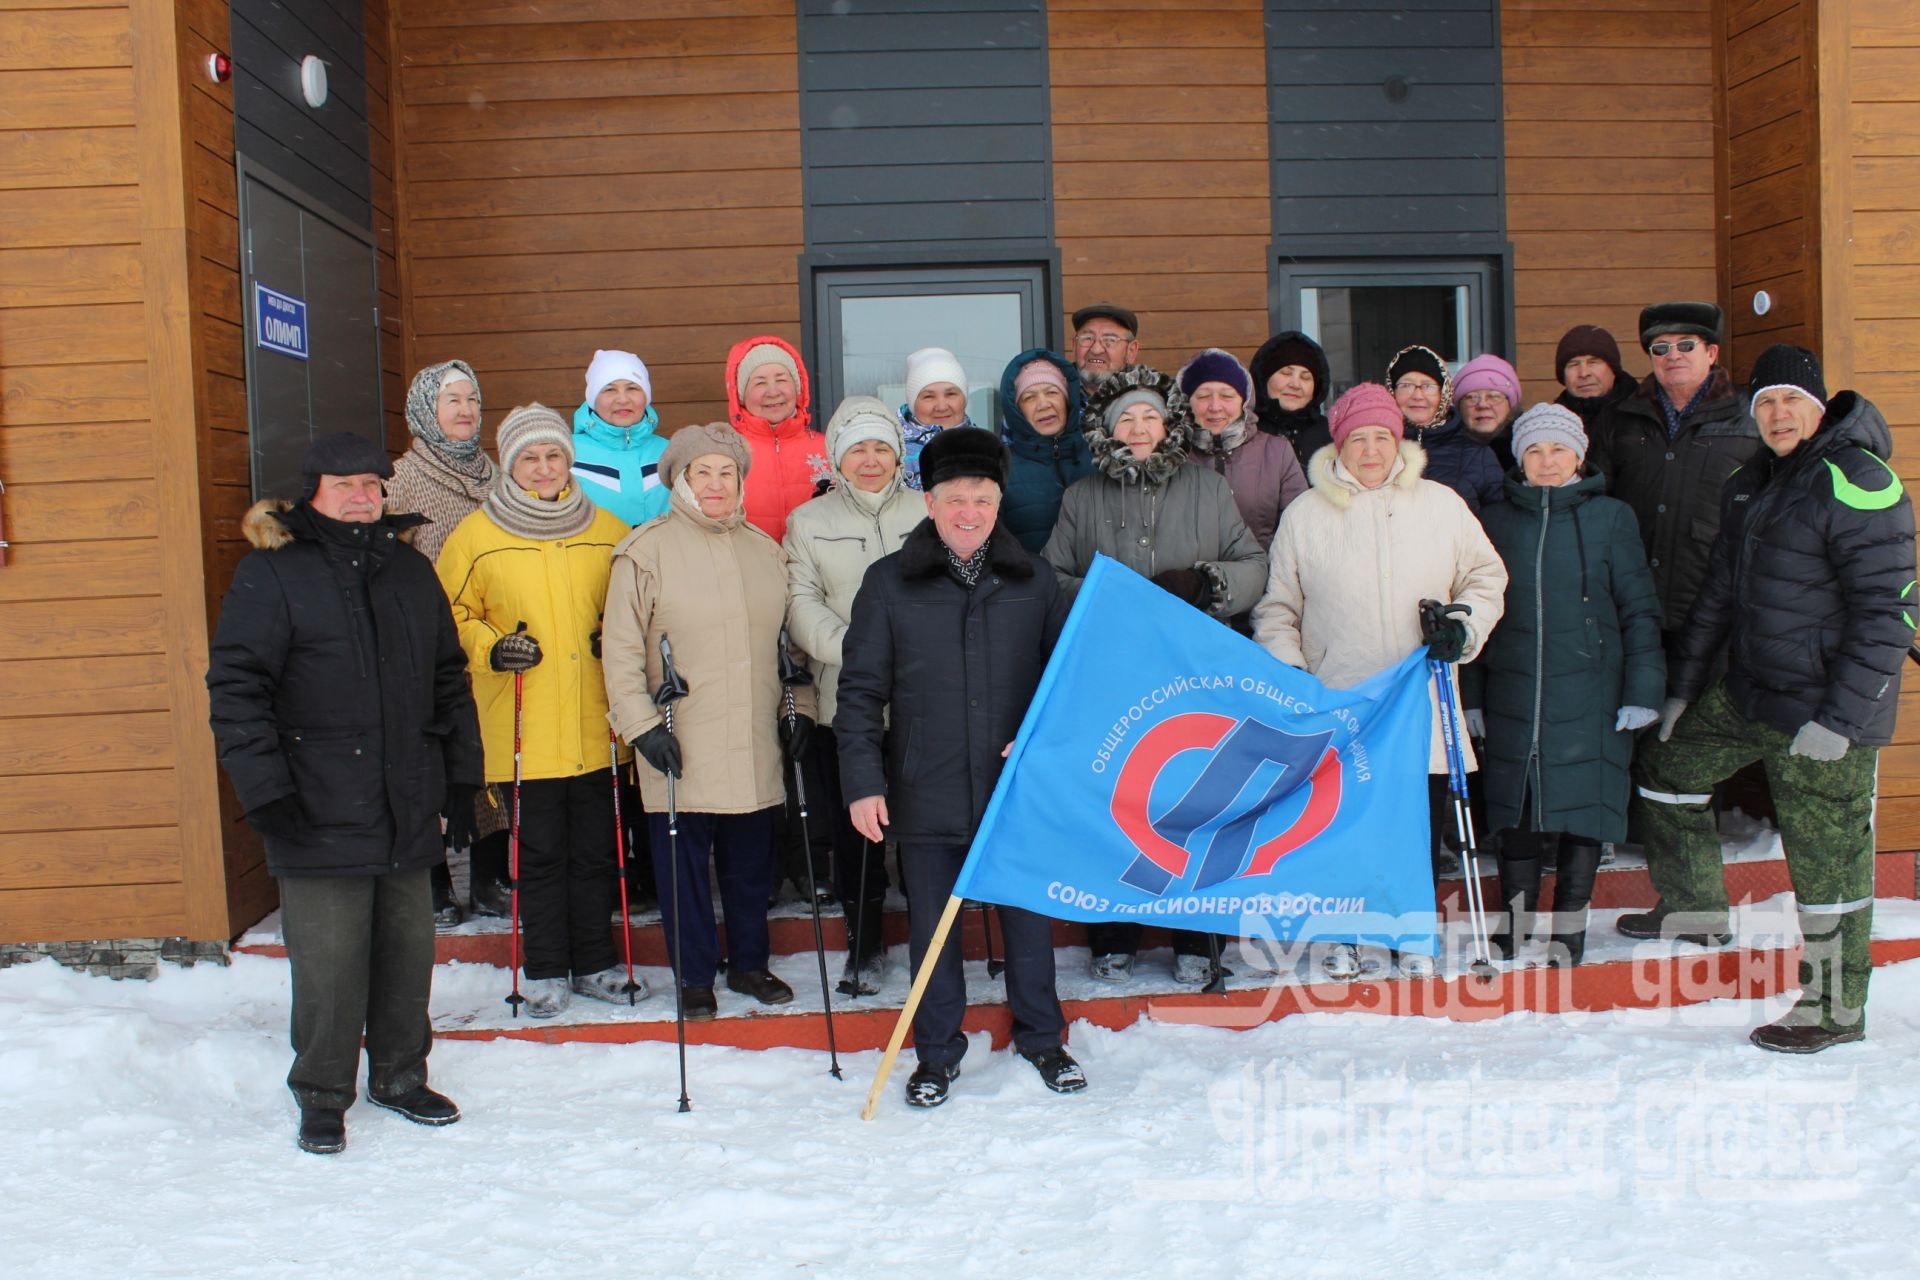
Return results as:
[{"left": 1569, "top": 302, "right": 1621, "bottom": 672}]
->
[{"left": 571, "top": 348, "right": 669, "bottom": 526}]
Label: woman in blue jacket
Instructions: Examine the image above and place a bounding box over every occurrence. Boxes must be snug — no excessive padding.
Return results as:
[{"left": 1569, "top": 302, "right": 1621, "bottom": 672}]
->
[{"left": 998, "top": 348, "right": 1091, "bottom": 553}]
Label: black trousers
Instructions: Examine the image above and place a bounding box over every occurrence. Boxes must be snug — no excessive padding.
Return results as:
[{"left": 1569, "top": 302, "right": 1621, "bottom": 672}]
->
[
  {"left": 1085, "top": 921, "right": 1216, "bottom": 960},
  {"left": 515, "top": 770, "right": 617, "bottom": 981},
  {"left": 816, "top": 727, "right": 887, "bottom": 906},
  {"left": 647, "top": 806, "right": 779, "bottom": 987},
  {"left": 900, "top": 841, "right": 1064, "bottom": 1066},
  {"left": 278, "top": 867, "right": 435, "bottom": 1111}
]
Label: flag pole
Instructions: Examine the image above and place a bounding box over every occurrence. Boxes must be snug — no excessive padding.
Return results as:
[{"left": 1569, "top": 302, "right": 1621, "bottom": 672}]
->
[{"left": 861, "top": 893, "right": 965, "bottom": 1121}]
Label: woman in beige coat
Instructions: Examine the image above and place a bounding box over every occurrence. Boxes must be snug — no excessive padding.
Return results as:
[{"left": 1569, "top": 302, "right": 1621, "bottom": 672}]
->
[
  {"left": 602, "top": 422, "right": 816, "bottom": 1021},
  {"left": 784, "top": 396, "right": 923, "bottom": 994},
  {"left": 1253, "top": 381, "right": 1508, "bottom": 981}
]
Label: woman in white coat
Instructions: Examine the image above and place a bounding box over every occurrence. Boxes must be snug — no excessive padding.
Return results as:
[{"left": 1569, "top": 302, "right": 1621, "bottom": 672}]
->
[
  {"left": 1252, "top": 381, "right": 1508, "bottom": 980},
  {"left": 784, "top": 396, "right": 924, "bottom": 994}
]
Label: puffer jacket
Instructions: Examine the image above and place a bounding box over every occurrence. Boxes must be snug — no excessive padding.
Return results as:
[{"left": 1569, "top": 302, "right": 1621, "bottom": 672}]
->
[
  {"left": 999, "top": 348, "right": 1093, "bottom": 552},
  {"left": 1252, "top": 442, "right": 1509, "bottom": 771},
  {"left": 208, "top": 500, "right": 483, "bottom": 876},
  {"left": 725, "top": 335, "right": 832, "bottom": 544},
  {"left": 571, "top": 401, "right": 668, "bottom": 527},
  {"left": 1671, "top": 392, "right": 1915, "bottom": 745},
  {"left": 1185, "top": 422, "right": 1308, "bottom": 550},
  {"left": 783, "top": 414, "right": 924, "bottom": 725},
  {"left": 1556, "top": 379, "right": 1636, "bottom": 434},
  {"left": 1586, "top": 369, "right": 1761, "bottom": 627},
  {"left": 436, "top": 503, "right": 631, "bottom": 784},
  {"left": 1043, "top": 365, "right": 1268, "bottom": 620},
  {"left": 602, "top": 481, "right": 814, "bottom": 814},
  {"left": 1407, "top": 409, "right": 1505, "bottom": 516},
  {"left": 1476, "top": 471, "right": 1666, "bottom": 842},
  {"left": 1249, "top": 330, "right": 1333, "bottom": 468}
]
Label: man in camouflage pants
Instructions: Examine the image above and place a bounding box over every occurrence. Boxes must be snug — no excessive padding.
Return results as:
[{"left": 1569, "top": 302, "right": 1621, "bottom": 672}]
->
[{"left": 1622, "top": 345, "right": 1913, "bottom": 1053}]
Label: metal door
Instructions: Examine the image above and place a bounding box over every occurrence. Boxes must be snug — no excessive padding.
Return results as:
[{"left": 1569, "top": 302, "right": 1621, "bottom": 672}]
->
[{"left": 238, "top": 159, "right": 383, "bottom": 501}]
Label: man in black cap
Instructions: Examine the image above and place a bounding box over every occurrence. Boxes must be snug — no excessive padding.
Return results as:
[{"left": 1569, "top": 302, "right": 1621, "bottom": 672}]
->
[
  {"left": 836, "top": 427, "right": 1084, "bottom": 1108},
  {"left": 1625, "top": 345, "right": 1912, "bottom": 1053},
  {"left": 1071, "top": 301, "right": 1139, "bottom": 389},
  {"left": 207, "top": 432, "right": 483, "bottom": 1154}
]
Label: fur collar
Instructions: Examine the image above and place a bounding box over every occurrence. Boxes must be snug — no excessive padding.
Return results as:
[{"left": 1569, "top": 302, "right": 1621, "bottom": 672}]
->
[
  {"left": 242, "top": 498, "right": 425, "bottom": 550},
  {"left": 897, "top": 517, "right": 1035, "bottom": 581},
  {"left": 1082, "top": 365, "right": 1192, "bottom": 485},
  {"left": 1306, "top": 440, "right": 1427, "bottom": 510}
]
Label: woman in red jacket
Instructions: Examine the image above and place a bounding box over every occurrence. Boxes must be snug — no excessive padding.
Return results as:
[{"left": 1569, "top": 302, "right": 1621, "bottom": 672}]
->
[{"left": 725, "top": 335, "right": 833, "bottom": 543}]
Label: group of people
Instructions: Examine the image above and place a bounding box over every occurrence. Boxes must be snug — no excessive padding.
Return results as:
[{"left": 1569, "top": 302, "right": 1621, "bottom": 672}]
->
[{"left": 206, "top": 296, "right": 1912, "bottom": 1148}]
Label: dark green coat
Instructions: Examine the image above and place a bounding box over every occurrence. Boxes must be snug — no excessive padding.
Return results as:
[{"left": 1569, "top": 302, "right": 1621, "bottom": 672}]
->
[{"left": 1476, "top": 472, "right": 1666, "bottom": 842}]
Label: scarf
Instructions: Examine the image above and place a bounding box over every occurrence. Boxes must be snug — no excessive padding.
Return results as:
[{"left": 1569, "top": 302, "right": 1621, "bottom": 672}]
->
[
  {"left": 404, "top": 435, "right": 494, "bottom": 501},
  {"left": 669, "top": 471, "right": 748, "bottom": 531},
  {"left": 405, "top": 359, "right": 488, "bottom": 465},
  {"left": 1656, "top": 377, "right": 1715, "bottom": 440},
  {"left": 483, "top": 471, "right": 596, "bottom": 541},
  {"left": 1189, "top": 415, "right": 1251, "bottom": 456},
  {"left": 945, "top": 539, "right": 989, "bottom": 587}
]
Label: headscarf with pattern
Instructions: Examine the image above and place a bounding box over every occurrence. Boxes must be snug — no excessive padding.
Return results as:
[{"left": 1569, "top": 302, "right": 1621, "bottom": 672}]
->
[{"left": 406, "top": 359, "right": 490, "bottom": 473}]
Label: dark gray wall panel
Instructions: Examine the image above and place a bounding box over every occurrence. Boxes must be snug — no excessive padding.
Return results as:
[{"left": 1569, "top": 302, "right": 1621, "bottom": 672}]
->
[
  {"left": 230, "top": 0, "right": 372, "bottom": 227},
  {"left": 799, "top": 2, "right": 1053, "bottom": 253}
]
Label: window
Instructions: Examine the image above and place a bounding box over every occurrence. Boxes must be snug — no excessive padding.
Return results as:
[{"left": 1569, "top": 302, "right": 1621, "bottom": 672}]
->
[
  {"left": 810, "top": 264, "right": 1054, "bottom": 433},
  {"left": 1275, "top": 259, "right": 1504, "bottom": 394}
]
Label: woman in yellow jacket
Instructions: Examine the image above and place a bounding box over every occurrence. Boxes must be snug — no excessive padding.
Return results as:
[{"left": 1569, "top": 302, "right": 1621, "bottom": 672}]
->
[{"left": 438, "top": 404, "right": 633, "bottom": 1018}]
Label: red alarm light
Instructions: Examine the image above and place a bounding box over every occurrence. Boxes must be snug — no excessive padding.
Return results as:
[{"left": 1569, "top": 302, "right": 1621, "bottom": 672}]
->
[{"left": 205, "top": 52, "right": 233, "bottom": 85}]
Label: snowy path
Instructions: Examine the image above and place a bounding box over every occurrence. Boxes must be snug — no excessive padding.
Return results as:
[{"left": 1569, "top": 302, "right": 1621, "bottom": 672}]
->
[{"left": 5, "top": 952, "right": 1920, "bottom": 1277}]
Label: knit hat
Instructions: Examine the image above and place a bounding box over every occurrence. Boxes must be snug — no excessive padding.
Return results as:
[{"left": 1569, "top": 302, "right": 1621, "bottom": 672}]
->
[
  {"left": 1510, "top": 402, "right": 1589, "bottom": 463},
  {"left": 734, "top": 342, "right": 802, "bottom": 400},
  {"left": 1105, "top": 387, "right": 1169, "bottom": 430},
  {"left": 1747, "top": 343, "right": 1828, "bottom": 415},
  {"left": 1554, "top": 325, "right": 1625, "bottom": 385},
  {"left": 1326, "top": 384, "right": 1405, "bottom": 448},
  {"left": 1176, "top": 348, "right": 1253, "bottom": 401},
  {"left": 1638, "top": 301, "right": 1722, "bottom": 349},
  {"left": 904, "top": 347, "right": 969, "bottom": 412},
  {"left": 584, "top": 349, "right": 651, "bottom": 408},
  {"left": 1386, "top": 345, "right": 1448, "bottom": 392},
  {"left": 1012, "top": 358, "right": 1069, "bottom": 399},
  {"left": 917, "top": 426, "right": 1008, "bottom": 491},
  {"left": 658, "top": 421, "right": 752, "bottom": 488},
  {"left": 824, "top": 395, "right": 903, "bottom": 470},
  {"left": 1452, "top": 354, "right": 1521, "bottom": 405},
  {"left": 301, "top": 431, "right": 392, "bottom": 496},
  {"left": 496, "top": 403, "right": 574, "bottom": 474},
  {"left": 1071, "top": 301, "right": 1137, "bottom": 335}
]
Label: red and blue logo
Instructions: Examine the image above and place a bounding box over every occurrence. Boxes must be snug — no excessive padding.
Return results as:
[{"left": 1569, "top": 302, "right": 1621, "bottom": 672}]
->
[{"left": 1110, "top": 714, "right": 1342, "bottom": 896}]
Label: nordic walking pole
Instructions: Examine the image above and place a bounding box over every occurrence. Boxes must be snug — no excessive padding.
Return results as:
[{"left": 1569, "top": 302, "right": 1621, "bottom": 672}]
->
[
  {"left": 779, "top": 627, "right": 842, "bottom": 1081},
  {"left": 979, "top": 901, "right": 1004, "bottom": 980},
  {"left": 657, "top": 633, "right": 692, "bottom": 1112},
  {"left": 609, "top": 729, "right": 641, "bottom": 1004},
  {"left": 1424, "top": 602, "right": 1494, "bottom": 976},
  {"left": 847, "top": 836, "right": 874, "bottom": 999},
  {"left": 504, "top": 630, "right": 528, "bottom": 1017},
  {"left": 1203, "top": 932, "right": 1228, "bottom": 996},
  {"left": 862, "top": 893, "right": 964, "bottom": 1121}
]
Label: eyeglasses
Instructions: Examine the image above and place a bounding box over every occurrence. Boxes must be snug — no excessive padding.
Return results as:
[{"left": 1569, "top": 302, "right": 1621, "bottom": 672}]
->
[
  {"left": 1458, "top": 391, "right": 1508, "bottom": 407},
  {"left": 1074, "top": 333, "right": 1132, "bottom": 350},
  {"left": 1394, "top": 378, "right": 1439, "bottom": 395},
  {"left": 1649, "top": 339, "right": 1704, "bottom": 357}
]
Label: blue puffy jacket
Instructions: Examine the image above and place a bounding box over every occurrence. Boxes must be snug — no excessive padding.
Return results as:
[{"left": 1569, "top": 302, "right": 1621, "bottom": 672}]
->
[
  {"left": 998, "top": 348, "right": 1092, "bottom": 552},
  {"left": 571, "top": 401, "right": 667, "bottom": 526},
  {"left": 1407, "top": 409, "right": 1504, "bottom": 516}
]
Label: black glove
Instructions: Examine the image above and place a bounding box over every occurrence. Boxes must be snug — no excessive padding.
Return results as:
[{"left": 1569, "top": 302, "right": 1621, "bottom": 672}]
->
[
  {"left": 1418, "top": 599, "right": 1468, "bottom": 663},
  {"left": 489, "top": 624, "right": 542, "bottom": 673},
  {"left": 636, "top": 724, "right": 682, "bottom": 779},
  {"left": 443, "top": 783, "right": 479, "bottom": 849},
  {"left": 779, "top": 713, "right": 815, "bottom": 763},
  {"left": 1150, "top": 566, "right": 1212, "bottom": 609},
  {"left": 246, "top": 795, "right": 301, "bottom": 841},
  {"left": 589, "top": 629, "right": 603, "bottom": 660}
]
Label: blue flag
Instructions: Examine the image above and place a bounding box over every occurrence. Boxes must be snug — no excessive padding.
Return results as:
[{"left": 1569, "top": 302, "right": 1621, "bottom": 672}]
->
[{"left": 952, "top": 555, "right": 1440, "bottom": 955}]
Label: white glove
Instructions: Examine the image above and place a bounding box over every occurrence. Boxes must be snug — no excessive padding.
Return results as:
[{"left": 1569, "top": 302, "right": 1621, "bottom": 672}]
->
[
  {"left": 1656, "top": 697, "right": 1690, "bottom": 742},
  {"left": 1789, "top": 720, "right": 1850, "bottom": 762},
  {"left": 1464, "top": 708, "right": 1486, "bottom": 739},
  {"left": 1616, "top": 705, "right": 1660, "bottom": 733}
]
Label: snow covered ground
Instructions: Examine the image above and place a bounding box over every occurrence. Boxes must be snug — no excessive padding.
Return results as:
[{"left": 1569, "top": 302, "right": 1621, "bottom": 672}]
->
[{"left": 6, "top": 947, "right": 1920, "bottom": 1277}]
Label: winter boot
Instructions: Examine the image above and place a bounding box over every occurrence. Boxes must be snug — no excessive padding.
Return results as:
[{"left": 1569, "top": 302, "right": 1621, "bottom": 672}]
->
[
  {"left": 521, "top": 977, "right": 571, "bottom": 1019},
  {"left": 573, "top": 964, "right": 646, "bottom": 1005},
  {"left": 430, "top": 860, "right": 463, "bottom": 931},
  {"left": 1173, "top": 953, "right": 1217, "bottom": 986},
  {"left": 681, "top": 985, "right": 718, "bottom": 1022},
  {"left": 1490, "top": 853, "right": 1542, "bottom": 961},
  {"left": 726, "top": 968, "right": 795, "bottom": 1005},
  {"left": 470, "top": 877, "right": 512, "bottom": 920},
  {"left": 1090, "top": 952, "right": 1135, "bottom": 982},
  {"left": 1395, "top": 950, "right": 1436, "bottom": 979},
  {"left": 905, "top": 1061, "right": 960, "bottom": 1108},
  {"left": 1547, "top": 839, "right": 1603, "bottom": 967},
  {"left": 297, "top": 1107, "right": 346, "bottom": 1155},
  {"left": 369, "top": 1084, "right": 461, "bottom": 1126},
  {"left": 1614, "top": 905, "right": 1730, "bottom": 947},
  {"left": 1020, "top": 1046, "right": 1088, "bottom": 1094},
  {"left": 1320, "top": 942, "right": 1362, "bottom": 981}
]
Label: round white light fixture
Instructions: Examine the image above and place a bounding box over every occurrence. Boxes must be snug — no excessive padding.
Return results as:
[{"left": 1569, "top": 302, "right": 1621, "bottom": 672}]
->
[
  {"left": 300, "top": 55, "right": 329, "bottom": 108},
  {"left": 1752, "top": 289, "right": 1773, "bottom": 317}
]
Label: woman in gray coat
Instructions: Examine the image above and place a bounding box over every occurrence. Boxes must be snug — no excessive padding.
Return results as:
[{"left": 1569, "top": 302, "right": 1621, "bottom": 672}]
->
[{"left": 1042, "top": 364, "right": 1268, "bottom": 985}]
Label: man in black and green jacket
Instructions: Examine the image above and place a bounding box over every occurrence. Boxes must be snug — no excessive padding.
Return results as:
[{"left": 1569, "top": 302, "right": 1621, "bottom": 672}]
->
[{"left": 1624, "top": 345, "right": 1915, "bottom": 1053}]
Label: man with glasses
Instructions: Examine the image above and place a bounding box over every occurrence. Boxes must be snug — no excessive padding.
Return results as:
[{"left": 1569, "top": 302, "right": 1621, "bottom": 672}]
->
[
  {"left": 1587, "top": 302, "right": 1760, "bottom": 665},
  {"left": 1070, "top": 302, "right": 1139, "bottom": 389}
]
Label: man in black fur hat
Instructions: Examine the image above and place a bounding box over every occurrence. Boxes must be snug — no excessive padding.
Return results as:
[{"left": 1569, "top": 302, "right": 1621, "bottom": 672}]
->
[{"left": 835, "top": 427, "right": 1087, "bottom": 1108}]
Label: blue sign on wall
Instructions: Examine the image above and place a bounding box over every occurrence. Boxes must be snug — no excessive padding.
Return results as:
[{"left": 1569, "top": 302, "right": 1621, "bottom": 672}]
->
[{"left": 253, "top": 283, "right": 309, "bottom": 360}]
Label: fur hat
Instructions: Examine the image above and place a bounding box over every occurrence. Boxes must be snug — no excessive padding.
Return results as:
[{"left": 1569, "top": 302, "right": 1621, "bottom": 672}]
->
[
  {"left": 1747, "top": 343, "right": 1827, "bottom": 415},
  {"left": 824, "top": 395, "right": 903, "bottom": 471},
  {"left": 1638, "top": 301, "right": 1722, "bottom": 349},
  {"left": 1326, "top": 383, "right": 1405, "bottom": 448},
  {"left": 1453, "top": 354, "right": 1521, "bottom": 405},
  {"left": 300, "top": 431, "right": 392, "bottom": 497},
  {"left": 1554, "top": 325, "right": 1625, "bottom": 385},
  {"left": 495, "top": 404, "right": 573, "bottom": 475},
  {"left": 584, "top": 349, "right": 651, "bottom": 408},
  {"left": 659, "top": 421, "right": 752, "bottom": 488},
  {"left": 734, "top": 342, "right": 801, "bottom": 399},
  {"left": 904, "top": 347, "right": 968, "bottom": 413},
  {"left": 917, "top": 426, "right": 1008, "bottom": 491},
  {"left": 1511, "top": 402, "right": 1589, "bottom": 463},
  {"left": 1176, "top": 348, "right": 1253, "bottom": 401},
  {"left": 1071, "top": 301, "right": 1137, "bottom": 335}
]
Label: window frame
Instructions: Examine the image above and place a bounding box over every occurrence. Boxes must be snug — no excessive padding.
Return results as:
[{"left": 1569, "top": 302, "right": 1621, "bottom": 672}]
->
[{"left": 1271, "top": 254, "right": 1511, "bottom": 388}]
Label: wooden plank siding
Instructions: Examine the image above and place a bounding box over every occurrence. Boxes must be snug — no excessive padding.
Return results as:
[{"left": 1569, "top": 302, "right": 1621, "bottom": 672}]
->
[
  {"left": 393, "top": 0, "right": 806, "bottom": 435},
  {"left": 1499, "top": 0, "right": 1718, "bottom": 404},
  {"left": 1048, "top": 0, "right": 1269, "bottom": 373}
]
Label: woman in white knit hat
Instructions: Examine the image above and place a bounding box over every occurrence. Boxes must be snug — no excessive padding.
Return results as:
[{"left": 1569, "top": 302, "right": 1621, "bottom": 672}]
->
[
  {"left": 571, "top": 348, "right": 668, "bottom": 527},
  {"left": 898, "top": 346, "right": 976, "bottom": 491},
  {"left": 783, "top": 396, "right": 924, "bottom": 994},
  {"left": 437, "top": 404, "right": 635, "bottom": 1019}
]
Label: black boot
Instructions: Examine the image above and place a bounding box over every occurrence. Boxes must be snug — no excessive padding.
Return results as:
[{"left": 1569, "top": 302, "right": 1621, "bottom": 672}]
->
[
  {"left": 837, "top": 895, "right": 886, "bottom": 996},
  {"left": 430, "top": 859, "right": 463, "bottom": 931},
  {"left": 1490, "top": 852, "right": 1542, "bottom": 961},
  {"left": 297, "top": 1107, "right": 346, "bottom": 1155},
  {"left": 1548, "top": 838, "right": 1603, "bottom": 967}
]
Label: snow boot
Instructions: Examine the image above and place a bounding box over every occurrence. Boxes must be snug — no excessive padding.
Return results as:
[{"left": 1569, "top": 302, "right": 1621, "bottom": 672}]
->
[
  {"left": 1547, "top": 839, "right": 1602, "bottom": 967},
  {"left": 573, "top": 964, "right": 646, "bottom": 1005},
  {"left": 521, "top": 977, "right": 571, "bottom": 1019},
  {"left": 1395, "top": 951, "right": 1436, "bottom": 979},
  {"left": 430, "top": 861, "right": 463, "bottom": 931},
  {"left": 1090, "top": 952, "right": 1135, "bottom": 983},
  {"left": 1750, "top": 1018, "right": 1865, "bottom": 1054},
  {"left": 1020, "top": 1046, "right": 1088, "bottom": 1094},
  {"left": 681, "top": 985, "right": 718, "bottom": 1022},
  {"left": 297, "top": 1107, "right": 345, "bottom": 1155},
  {"left": 369, "top": 1084, "right": 461, "bottom": 1126},
  {"left": 838, "top": 895, "right": 887, "bottom": 995},
  {"left": 905, "top": 1061, "right": 959, "bottom": 1108},
  {"left": 726, "top": 968, "right": 794, "bottom": 1006},
  {"left": 1490, "top": 853, "right": 1542, "bottom": 961},
  {"left": 1614, "top": 906, "right": 1730, "bottom": 948},
  {"left": 1320, "top": 942, "right": 1362, "bottom": 981},
  {"left": 470, "top": 877, "right": 512, "bottom": 920},
  {"left": 1173, "top": 953, "right": 1217, "bottom": 986}
]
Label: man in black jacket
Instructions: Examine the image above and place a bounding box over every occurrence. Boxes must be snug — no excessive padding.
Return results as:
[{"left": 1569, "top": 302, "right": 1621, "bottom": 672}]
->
[
  {"left": 207, "top": 433, "right": 483, "bottom": 1153},
  {"left": 1551, "top": 323, "right": 1637, "bottom": 432},
  {"left": 836, "top": 427, "right": 1083, "bottom": 1108},
  {"left": 1624, "top": 347, "right": 1913, "bottom": 1053}
]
